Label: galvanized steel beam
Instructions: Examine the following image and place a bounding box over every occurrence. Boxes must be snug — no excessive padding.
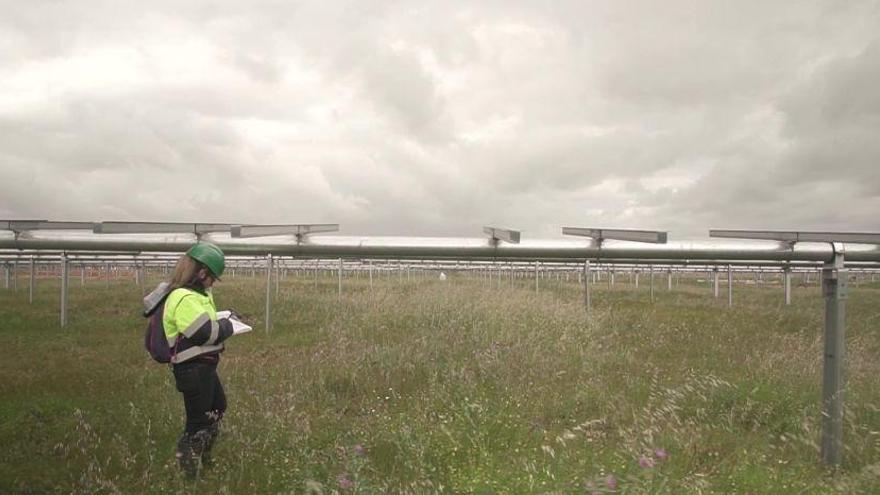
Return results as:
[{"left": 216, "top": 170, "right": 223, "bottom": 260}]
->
[{"left": 4, "top": 232, "right": 880, "bottom": 263}]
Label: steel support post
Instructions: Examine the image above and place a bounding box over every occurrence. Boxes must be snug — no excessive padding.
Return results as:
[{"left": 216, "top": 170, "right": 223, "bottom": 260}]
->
[
  {"left": 727, "top": 265, "right": 733, "bottom": 307},
  {"left": 3, "top": 263, "right": 8, "bottom": 289},
  {"left": 784, "top": 267, "right": 792, "bottom": 306},
  {"left": 713, "top": 268, "right": 720, "bottom": 299},
  {"left": 265, "top": 254, "right": 273, "bottom": 332},
  {"left": 667, "top": 270, "right": 673, "bottom": 291},
  {"left": 369, "top": 260, "right": 373, "bottom": 291},
  {"left": 650, "top": 267, "right": 655, "bottom": 302},
  {"left": 535, "top": 261, "right": 539, "bottom": 293},
  {"left": 12, "top": 260, "right": 17, "bottom": 291},
  {"left": 635, "top": 271, "right": 639, "bottom": 289},
  {"left": 583, "top": 260, "right": 591, "bottom": 314},
  {"left": 60, "top": 254, "right": 69, "bottom": 328},
  {"left": 105, "top": 263, "right": 110, "bottom": 288},
  {"left": 80, "top": 264, "right": 85, "bottom": 287},
  {"left": 821, "top": 251, "right": 847, "bottom": 467},
  {"left": 338, "top": 258, "right": 343, "bottom": 299},
  {"left": 29, "top": 257, "right": 35, "bottom": 304}
]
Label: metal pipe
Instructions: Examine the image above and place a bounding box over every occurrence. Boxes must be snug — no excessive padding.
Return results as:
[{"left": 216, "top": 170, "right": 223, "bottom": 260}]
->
[
  {"left": 4, "top": 232, "right": 880, "bottom": 262},
  {"left": 4, "top": 251, "right": 879, "bottom": 269}
]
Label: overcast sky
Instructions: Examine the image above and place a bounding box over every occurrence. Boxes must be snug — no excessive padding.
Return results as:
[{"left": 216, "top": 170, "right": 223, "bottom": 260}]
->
[{"left": 1, "top": 0, "right": 878, "bottom": 239}]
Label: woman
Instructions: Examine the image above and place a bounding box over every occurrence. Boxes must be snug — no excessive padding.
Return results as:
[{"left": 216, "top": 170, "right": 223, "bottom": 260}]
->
[{"left": 161, "top": 242, "right": 235, "bottom": 478}]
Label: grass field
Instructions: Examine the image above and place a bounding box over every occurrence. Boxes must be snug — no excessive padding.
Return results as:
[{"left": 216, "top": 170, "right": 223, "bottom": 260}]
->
[{"left": 1, "top": 271, "right": 879, "bottom": 493}]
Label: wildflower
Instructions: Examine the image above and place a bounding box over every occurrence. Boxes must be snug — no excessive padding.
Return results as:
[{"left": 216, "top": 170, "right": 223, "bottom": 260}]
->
[
  {"left": 654, "top": 448, "right": 668, "bottom": 460},
  {"left": 605, "top": 474, "right": 618, "bottom": 490},
  {"left": 353, "top": 444, "right": 366, "bottom": 456},
  {"left": 638, "top": 456, "right": 655, "bottom": 468},
  {"left": 338, "top": 474, "right": 354, "bottom": 490}
]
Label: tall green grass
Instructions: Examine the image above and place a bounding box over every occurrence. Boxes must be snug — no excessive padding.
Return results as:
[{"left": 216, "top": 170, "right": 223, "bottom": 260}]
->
[{"left": 1, "top": 272, "right": 879, "bottom": 493}]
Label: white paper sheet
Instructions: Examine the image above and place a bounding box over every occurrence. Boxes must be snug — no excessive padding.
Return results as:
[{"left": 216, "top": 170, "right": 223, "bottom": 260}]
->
[{"left": 217, "top": 310, "right": 253, "bottom": 335}]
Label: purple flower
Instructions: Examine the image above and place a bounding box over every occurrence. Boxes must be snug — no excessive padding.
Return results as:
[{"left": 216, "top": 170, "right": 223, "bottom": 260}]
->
[
  {"left": 605, "top": 474, "right": 618, "bottom": 490},
  {"left": 337, "top": 474, "right": 354, "bottom": 490},
  {"left": 654, "top": 448, "right": 668, "bottom": 460},
  {"left": 638, "top": 456, "right": 655, "bottom": 468},
  {"left": 353, "top": 444, "right": 366, "bottom": 456}
]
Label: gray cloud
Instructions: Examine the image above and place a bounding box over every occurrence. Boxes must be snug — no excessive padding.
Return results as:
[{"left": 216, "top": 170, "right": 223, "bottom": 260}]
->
[{"left": 1, "top": 0, "right": 879, "bottom": 238}]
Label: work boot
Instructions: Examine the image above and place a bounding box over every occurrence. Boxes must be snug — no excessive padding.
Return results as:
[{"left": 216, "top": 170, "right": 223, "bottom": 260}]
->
[
  {"left": 201, "top": 423, "right": 220, "bottom": 469},
  {"left": 175, "top": 433, "right": 200, "bottom": 479},
  {"left": 177, "top": 430, "right": 213, "bottom": 478}
]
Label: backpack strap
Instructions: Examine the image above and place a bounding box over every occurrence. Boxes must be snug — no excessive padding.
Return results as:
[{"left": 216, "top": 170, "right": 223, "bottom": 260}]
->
[{"left": 168, "top": 334, "right": 180, "bottom": 369}]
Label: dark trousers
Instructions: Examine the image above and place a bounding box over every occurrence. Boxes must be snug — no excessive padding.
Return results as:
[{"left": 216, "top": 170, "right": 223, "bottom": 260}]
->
[{"left": 173, "top": 360, "right": 227, "bottom": 434}]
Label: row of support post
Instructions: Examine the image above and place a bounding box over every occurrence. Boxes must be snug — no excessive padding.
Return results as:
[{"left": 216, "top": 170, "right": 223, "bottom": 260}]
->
[
  {"left": 0, "top": 249, "right": 857, "bottom": 468},
  {"left": 1, "top": 249, "right": 856, "bottom": 466}
]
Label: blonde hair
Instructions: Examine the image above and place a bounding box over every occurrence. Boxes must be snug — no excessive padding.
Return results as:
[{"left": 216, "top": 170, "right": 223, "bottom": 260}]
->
[{"left": 169, "top": 254, "right": 202, "bottom": 290}]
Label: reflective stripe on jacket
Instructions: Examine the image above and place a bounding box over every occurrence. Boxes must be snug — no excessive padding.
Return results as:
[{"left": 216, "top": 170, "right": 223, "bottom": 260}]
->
[{"left": 163, "top": 287, "right": 233, "bottom": 363}]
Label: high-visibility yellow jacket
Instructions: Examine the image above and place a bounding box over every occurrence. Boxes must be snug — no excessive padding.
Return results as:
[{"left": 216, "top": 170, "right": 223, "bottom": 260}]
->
[{"left": 163, "top": 287, "right": 233, "bottom": 364}]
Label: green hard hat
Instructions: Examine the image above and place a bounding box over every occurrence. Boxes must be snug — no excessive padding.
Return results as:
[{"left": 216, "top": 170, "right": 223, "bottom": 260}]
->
[{"left": 186, "top": 242, "right": 225, "bottom": 279}]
